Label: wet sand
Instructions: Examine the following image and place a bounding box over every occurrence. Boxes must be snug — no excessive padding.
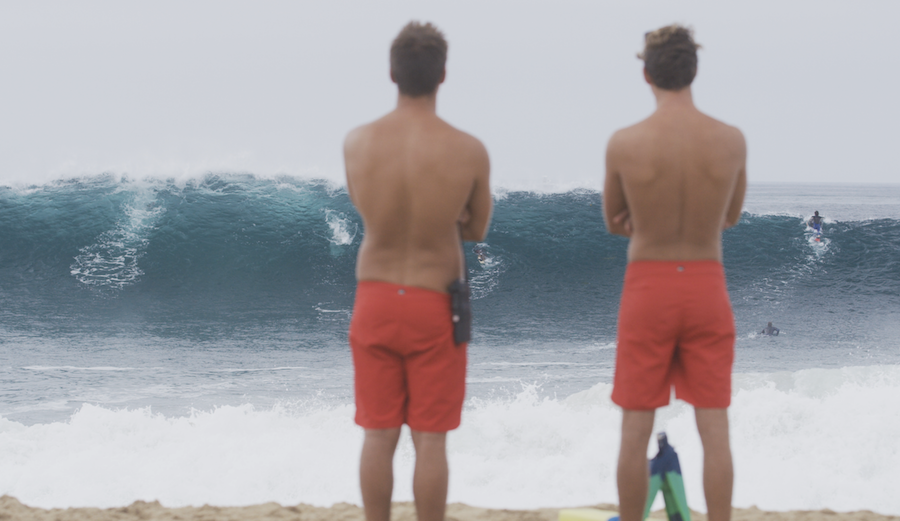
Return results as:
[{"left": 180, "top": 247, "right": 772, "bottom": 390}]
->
[{"left": 1, "top": 496, "right": 896, "bottom": 521}]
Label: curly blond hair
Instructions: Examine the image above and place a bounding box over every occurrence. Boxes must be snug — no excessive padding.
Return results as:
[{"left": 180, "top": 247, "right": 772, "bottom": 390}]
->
[{"left": 638, "top": 25, "right": 701, "bottom": 91}]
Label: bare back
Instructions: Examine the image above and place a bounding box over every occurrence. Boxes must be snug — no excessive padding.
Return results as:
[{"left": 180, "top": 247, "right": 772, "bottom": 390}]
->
[
  {"left": 344, "top": 100, "right": 491, "bottom": 293},
  {"left": 604, "top": 94, "right": 746, "bottom": 261}
]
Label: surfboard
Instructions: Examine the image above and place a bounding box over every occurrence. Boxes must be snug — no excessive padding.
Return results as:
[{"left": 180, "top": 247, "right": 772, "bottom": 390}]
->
[{"left": 558, "top": 508, "right": 620, "bottom": 521}]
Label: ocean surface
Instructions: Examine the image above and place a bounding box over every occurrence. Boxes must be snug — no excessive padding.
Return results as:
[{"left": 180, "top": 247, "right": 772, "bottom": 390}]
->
[{"left": 1, "top": 176, "right": 899, "bottom": 514}]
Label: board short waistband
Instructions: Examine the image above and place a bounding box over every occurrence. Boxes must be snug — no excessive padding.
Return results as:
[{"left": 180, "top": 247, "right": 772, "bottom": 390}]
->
[
  {"left": 625, "top": 260, "right": 725, "bottom": 277},
  {"left": 356, "top": 280, "right": 451, "bottom": 304}
]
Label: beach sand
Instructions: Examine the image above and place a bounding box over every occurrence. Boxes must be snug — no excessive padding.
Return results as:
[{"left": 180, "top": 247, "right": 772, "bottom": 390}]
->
[{"left": 1, "top": 497, "right": 896, "bottom": 521}]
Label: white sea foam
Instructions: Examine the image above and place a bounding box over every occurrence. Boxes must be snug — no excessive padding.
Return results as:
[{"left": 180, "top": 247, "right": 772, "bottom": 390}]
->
[
  {"left": 5, "top": 173, "right": 900, "bottom": 220},
  {"left": 0, "top": 169, "right": 604, "bottom": 196},
  {"left": 23, "top": 366, "right": 138, "bottom": 372},
  {"left": 0, "top": 163, "right": 338, "bottom": 192},
  {"left": 323, "top": 209, "right": 357, "bottom": 246},
  {"left": 208, "top": 367, "right": 310, "bottom": 373},
  {"left": 2, "top": 365, "right": 899, "bottom": 514},
  {"left": 69, "top": 184, "right": 165, "bottom": 290},
  {"left": 476, "top": 361, "right": 594, "bottom": 367}
]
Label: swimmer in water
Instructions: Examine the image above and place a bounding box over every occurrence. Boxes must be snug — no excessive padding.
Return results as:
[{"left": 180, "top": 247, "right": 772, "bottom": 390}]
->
[{"left": 760, "top": 322, "right": 779, "bottom": 336}]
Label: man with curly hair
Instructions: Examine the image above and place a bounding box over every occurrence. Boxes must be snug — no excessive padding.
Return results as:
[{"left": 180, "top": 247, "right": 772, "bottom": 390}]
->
[{"left": 604, "top": 25, "right": 747, "bottom": 521}]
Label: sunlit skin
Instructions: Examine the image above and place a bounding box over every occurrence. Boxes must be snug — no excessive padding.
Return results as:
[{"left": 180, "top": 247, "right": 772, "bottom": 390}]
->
[
  {"left": 344, "top": 69, "right": 492, "bottom": 521},
  {"left": 345, "top": 73, "right": 492, "bottom": 294},
  {"left": 604, "top": 70, "right": 746, "bottom": 261},
  {"left": 604, "top": 68, "right": 746, "bottom": 521}
]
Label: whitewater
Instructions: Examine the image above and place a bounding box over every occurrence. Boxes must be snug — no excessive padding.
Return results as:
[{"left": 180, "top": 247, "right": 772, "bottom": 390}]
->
[{"left": 1, "top": 175, "right": 899, "bottom": 515}]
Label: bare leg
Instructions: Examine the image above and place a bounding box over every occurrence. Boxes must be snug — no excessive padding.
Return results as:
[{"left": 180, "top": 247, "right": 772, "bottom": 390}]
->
[
  {"left": 617, "top": 409, "right": 655, "bottom": 521},
  {"left": 410, "top": 430, "right": 448, "bottom": 521},
  {"left": 360, "top": 428, "right": 401, "bottom": 521},
  {"left": 695, "top": 408, "right": 733, "bottom": 521}
]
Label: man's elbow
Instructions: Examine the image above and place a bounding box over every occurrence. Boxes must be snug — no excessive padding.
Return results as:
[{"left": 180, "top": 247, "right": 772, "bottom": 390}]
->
[
  {"left": 604, "top": 222, "right": 627, "bottom": 237},
  {"left": 460, "top": 220, "right": 489, "bottom": 242},
  {"left": 603, "top": 217, "right": 627, "bottom": 237},
  {"left": 723, "top": 214, "right": 742, "bottom": 229},
  {"left": 461, "top": 227, "right": 488, "bottom": 242}
]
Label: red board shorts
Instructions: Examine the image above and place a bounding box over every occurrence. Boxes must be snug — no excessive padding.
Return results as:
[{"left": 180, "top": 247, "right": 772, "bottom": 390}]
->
[
  {"left": 349, "top": 280, "right": 467, "bottom": 432},
  {"left": 612, "top": 261, "right": 735, "bottom": 410}
]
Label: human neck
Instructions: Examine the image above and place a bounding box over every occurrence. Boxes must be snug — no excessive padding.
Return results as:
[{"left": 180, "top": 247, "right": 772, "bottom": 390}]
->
[
  {"left": 651, "top": 85, "right": 695, "bottom": 111},
  {"left": 396, "top": 92, "right": 438, "bottom": 113}
]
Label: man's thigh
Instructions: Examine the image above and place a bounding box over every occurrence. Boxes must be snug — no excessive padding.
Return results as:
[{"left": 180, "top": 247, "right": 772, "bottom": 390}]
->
[
  {"left": 406, "top": 338, "right": 466, "bottom": 433},
  {"left": 675, "top": 269, "right": 734, "bottom": 408},
  {"left": 613, "top": 263, "right": 683, "bottom": 410},
  {"left": 351, "top": 340, "right": 408, "bottom": 429}
]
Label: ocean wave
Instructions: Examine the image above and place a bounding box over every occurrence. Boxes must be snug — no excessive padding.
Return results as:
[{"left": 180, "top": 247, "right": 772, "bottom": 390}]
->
[{"left": 2, "top": 174, "right": 899, "bottom": 350}]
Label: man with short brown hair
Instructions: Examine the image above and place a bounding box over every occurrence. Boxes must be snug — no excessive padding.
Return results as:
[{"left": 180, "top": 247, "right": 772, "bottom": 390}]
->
[
  {"left": 604, "top": 24, "right": 746, "bottom": 521},
  {"left": 344, "top": 21, "right": 492, "bottom": 521}
]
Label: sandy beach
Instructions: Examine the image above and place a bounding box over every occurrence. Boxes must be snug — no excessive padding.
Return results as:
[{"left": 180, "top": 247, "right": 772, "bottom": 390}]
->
[{"left": 1, "top": 497, "right": 896, "bottom": 521}]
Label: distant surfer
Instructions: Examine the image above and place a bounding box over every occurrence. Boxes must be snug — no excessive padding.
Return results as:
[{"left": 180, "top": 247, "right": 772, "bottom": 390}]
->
[
  {"left": 760, "top": 322, "right": 779, "bottom": 336},
  {"left": 807, "top": 211, "right": 823, "bottom": 234},
  {"left": 473, "top": 246, "right": 487, "bottom": 264},
  {"left": 604, "top": 25, "right": 745, "bottom": 521},
  {"left": 343, "top": 21, "right": 492, "bottom": 521}
]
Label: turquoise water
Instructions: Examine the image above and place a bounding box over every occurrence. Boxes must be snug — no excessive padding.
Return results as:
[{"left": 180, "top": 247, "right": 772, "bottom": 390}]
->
[{"left": 1, "top": 177, "right": 899, "bottom": 424}]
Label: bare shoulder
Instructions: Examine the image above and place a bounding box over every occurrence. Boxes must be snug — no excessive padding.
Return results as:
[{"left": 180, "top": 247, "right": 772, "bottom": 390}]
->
[
  {"left": 343, "top": 116, "right": 384, "bottom": 157},
  {"left": 343, "top": 124, "right": 364, "bottom": 156},
  {"left": 712, "top": 117, "right": 745, "bottom": 143},
  {"left": 702, "top": 113, "right": 746, "bottom": 154},
  {"left": 606, "top": 120, "right": 647, "bottom": 158},
  {"left": 460, "top": 130, "right": 489, "bottom": 164},
  {"left": 440, "top": 119, "right": 489, "bottom": 164},
  {"left": 607, "top": 126, "right": 632, "bottom": 149}
]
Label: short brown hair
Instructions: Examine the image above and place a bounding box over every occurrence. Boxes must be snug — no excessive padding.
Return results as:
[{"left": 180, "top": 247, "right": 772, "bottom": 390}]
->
[
  {"left": 390, "top": 21, "right": 447, "bottom": 97},
  {"left": 638, "top": 25, "right": 700, "bottom": 91}
]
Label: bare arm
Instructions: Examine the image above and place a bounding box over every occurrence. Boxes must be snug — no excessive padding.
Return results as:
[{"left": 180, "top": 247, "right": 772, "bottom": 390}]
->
[
  {"left": 723, "top": 131, "right": 747, "bottom": 229},
  {"left": 343, "top": 127, "right": 363, "bottom": 207},
  {"left": 460, "top": 141, "right": 492, "bottom": 242},
  {"left": 603, "top": 133, "right": 631, "bottom": 237}
]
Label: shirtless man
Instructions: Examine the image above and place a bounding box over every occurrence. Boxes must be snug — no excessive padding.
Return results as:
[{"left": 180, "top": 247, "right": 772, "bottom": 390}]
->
[
  {"left": 808, "top": 211, "right": 824, "bottom": 233},
  {"left": 761, "top": 322, "right": 780, "bottom": 336},
  {"left": 603, "top": 25, "right": 746, "bottom": 521},
  {"left": 343, "top": 21, "right": 492, "bottom": 521}
]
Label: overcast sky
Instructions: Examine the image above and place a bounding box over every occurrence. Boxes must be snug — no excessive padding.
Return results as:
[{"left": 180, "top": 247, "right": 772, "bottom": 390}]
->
[{"left": 1, "top": 1, "right": 898, "bottom": 190}]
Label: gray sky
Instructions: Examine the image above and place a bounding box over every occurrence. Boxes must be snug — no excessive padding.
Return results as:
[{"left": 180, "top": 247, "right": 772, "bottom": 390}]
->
[{"left": 2, "top": 1, "right": 898, "bottom": 190}]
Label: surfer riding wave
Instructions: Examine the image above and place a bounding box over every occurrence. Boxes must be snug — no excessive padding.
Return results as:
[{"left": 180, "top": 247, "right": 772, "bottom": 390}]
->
[{"left": 807, "top": 211, "right": 823, "bottom": 234}]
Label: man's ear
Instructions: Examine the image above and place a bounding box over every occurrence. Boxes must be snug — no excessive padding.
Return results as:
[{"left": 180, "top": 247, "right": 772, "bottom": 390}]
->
[
  {"left": 643, "top": 67, "right": 653, "bottom": 86},
  {"left": 390, "top": 69, "right": 397, "bottom": 84},
  {"left": 439, "top": 67, "right": 446, "bottom": 84}
]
